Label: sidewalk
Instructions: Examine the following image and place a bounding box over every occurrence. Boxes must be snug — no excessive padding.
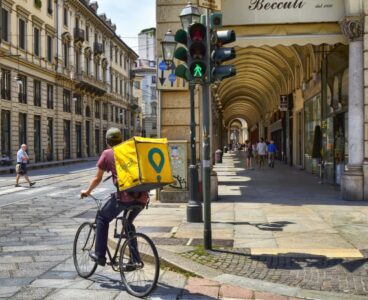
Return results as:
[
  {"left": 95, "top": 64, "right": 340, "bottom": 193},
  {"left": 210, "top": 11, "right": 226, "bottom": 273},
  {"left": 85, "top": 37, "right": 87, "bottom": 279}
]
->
[{"left": 105, "top": 152, "right": 368, "bottom": 299}]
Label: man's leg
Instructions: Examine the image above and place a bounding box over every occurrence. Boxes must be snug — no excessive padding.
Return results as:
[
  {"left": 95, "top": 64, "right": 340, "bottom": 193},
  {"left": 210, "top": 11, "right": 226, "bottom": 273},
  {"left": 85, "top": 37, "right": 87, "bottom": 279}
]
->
[
  {"left": 126, "top": 207, "right": 144, "bottom": 263},
  {"left": 94, "top": 194, "right": 126, "bottom": 264},
  {"left": 15, "top": 174, "right": 20, "bottom": 185}
]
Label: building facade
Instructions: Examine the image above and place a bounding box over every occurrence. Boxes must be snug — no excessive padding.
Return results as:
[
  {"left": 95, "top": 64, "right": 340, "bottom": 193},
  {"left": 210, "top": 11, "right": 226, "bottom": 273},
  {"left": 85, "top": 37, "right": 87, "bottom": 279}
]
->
[
  {"left": 156, "top": 0, "right": 368, "bottom": 201},
  {"left": 135, "top": 28, "right": 157, "bottom": 138},
  {"left": 0, "top": 0, "right": 138, "bottom": 162}
]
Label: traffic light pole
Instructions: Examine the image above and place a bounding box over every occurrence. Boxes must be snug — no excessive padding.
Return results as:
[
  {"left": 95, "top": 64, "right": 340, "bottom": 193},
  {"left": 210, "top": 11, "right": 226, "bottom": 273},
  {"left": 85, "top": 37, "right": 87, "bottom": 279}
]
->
[
  {"left": 202, "top": 8, "right": 212, "bottom": 250},
  {"left": 187, "top": 82, "right": 203, "bottom": 222}
]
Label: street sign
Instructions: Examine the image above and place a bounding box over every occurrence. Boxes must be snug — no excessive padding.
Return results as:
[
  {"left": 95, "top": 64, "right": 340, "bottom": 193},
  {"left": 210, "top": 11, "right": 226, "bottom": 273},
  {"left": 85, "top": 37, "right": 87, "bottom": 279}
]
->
[
  {"left": 157, "top": 58, "right": 188, "bottom": 91},
  {"left": 159, "top": 61, "right": 167, "bottom": 71},
  {"left": 198, "top": 0, "right": 221, "bottom": 11}
]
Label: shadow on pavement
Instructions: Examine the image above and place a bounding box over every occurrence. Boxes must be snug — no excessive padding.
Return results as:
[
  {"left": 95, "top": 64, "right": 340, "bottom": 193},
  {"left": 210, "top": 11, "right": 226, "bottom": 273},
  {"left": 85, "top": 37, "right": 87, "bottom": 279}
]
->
[{"left": 212, "top": 220, "right": 295, "bottom": 232}]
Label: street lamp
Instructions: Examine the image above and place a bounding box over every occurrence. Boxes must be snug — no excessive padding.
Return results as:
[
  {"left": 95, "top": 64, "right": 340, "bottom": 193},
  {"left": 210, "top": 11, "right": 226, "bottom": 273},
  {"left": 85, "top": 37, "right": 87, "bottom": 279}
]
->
[
  {"left": 161, "top": 30, "right": 177, "bottom": 66},
  {"left": 180, "top": 1, "right": 201, "bottom": 32}
]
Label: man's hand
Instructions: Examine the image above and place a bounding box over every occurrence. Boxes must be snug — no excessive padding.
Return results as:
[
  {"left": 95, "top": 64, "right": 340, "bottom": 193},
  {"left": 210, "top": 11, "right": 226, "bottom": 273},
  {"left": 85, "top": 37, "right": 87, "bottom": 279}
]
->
[{"left": 80, "top": 190, "right": 90, "bottom": 199}]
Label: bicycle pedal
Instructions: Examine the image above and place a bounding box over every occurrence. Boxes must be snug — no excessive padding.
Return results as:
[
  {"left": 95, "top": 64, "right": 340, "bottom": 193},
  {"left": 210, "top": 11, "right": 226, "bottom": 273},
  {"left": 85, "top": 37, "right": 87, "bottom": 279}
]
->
[{"left": 114, "top": 233, "right": 122, "bottom": 238}]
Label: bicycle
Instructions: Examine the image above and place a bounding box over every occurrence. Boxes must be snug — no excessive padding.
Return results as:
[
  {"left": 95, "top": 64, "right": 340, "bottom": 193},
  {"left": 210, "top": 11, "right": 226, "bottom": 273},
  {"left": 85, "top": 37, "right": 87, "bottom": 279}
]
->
[{"left": 73, "top": 194, "right": 160, "bottom": 298}]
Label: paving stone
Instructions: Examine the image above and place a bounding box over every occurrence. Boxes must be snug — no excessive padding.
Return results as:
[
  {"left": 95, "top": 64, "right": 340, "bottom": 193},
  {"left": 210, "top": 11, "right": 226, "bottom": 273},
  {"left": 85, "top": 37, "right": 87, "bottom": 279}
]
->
[
  {"left": 12, "top": 286, "right": 54, "bottom": 300},
  {"left": 45, "top": 288, "right": 119, "bottom": 300},
  {"left": 219, "top": 284, "right": 254, "bottom": 299},
  {"left": 0, "top": 286, "right": 22, "bottom": 298}
]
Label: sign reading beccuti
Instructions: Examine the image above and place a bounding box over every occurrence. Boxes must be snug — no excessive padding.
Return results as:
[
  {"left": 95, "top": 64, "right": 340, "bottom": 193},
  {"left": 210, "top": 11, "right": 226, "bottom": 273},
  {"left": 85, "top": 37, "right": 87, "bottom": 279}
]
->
[
  {"left": 199, "top": 0, "right": 221, "bottom": 11},
  {"left": 223, "top": 0, "right": 345, "bottom": 25}
]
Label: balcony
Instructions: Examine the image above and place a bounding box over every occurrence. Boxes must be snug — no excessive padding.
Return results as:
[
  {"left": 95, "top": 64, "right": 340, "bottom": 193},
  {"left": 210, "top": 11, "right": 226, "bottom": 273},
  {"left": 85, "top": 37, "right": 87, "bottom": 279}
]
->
[
  {"left": 94, "top": 42, "right": 104, "bottom": 55},
  {"left": 74, "top": 28, "right": 85, "bottom": 43},
  {"left": 75, "top": 72, "right": 107, "bottom": 96}
]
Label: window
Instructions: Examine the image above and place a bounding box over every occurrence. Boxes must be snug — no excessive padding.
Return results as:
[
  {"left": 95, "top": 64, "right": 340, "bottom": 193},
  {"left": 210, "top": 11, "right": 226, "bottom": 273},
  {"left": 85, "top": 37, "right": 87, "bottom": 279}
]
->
[
  {"left": 18, "top": 75, "right": 27, "bottom": 104},
  {"left": 1, "top": 69, "right": 11, "bottom": 100},
  {"left": 1, "top": 110, "right": 11, "bottom": 156},
  {"left": 124, "top": 55, "right": 127, "bottom": 70},
  {"left": 110, "top": 73, "right": 113, "bottom": 91},
  {"left": 85, "top": 26, "right": 89, "bottom": 42},
  {"left": 110, "top": 44, "right": 113, "bottom": 60},
  {"left": 152, "top": 122, "right": 157, "bottom": 130},
  {"left": 115, "top": 107, "right": 119, "bottom": 123},
  {"left": 85, "top": 54, "right": 90, "bottom": 76},
  {"left": 34, "top": 27, "right": 40, "bottom": 56},
  {"left": 47, "top": 84, "right": 53, "bottom": 109},
  {"left": 151, "top": 103, "right": 157, "bottom": 116},
  {"left": 47, "top": 35, "right": 53, "bottom": 62},
  {"left": 103, "top": 103, "right": 108, "bottom": 120},
  {"left": 75, "top": 50, "right": 80, "bottom": 74},
  {"left": 63, "top": 7, "right": 68, "bottom": 26},
  {"left": 115, "top": 48, "right": 118, "bottom": 63},
  {"left": 63, "top": 89, "right": 71, "bottom": 112},
  {"left": 47, "top": 0, "right": 53, "bottom": 14},
  {"left": 1, "top": 9, "right": 9, "bottom": 42},
  {"left": 95, "top": 100, "right": 100, "bottom": 118},
  {"left": 74, "top": 95, "right": 82, "bottom": 115},
  {"left": 94, "top": 60, "right": 99, "bottom": 80},
  {"left": 111, "top": 105, "right": 114, "bottom": 122},
  {"left": 120, "top": 79, "right": 123, "bottom": 95},
  {"left": 120, "top": 53, "right": 122, "bottom": 67},
  {"left": 19, "top": 113, "right": 27, "bottom": 145},
  {"left": 115, "top": 77, "right": 118, "bottom": 93},
  {"left": 33, "top": 79, "right": 41, "bottom": 106},
  {"left": 102, "top": 66, "right": 107, "bottom": 83},
  {"left": 19, "top": 18, "right": 26, "bottom": 50},
  {"left": 63, "top": 43, "right": 69, "bottom": 68},
  {"left": 151, "top": 75, "right": 157, "bottom": 84}
]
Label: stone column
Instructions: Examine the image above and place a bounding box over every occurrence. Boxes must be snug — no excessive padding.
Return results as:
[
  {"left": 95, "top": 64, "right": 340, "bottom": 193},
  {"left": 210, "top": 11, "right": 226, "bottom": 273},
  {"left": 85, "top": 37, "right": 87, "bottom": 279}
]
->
[{"left": 340, "top": 17, "right": 365, "bottom": 200}]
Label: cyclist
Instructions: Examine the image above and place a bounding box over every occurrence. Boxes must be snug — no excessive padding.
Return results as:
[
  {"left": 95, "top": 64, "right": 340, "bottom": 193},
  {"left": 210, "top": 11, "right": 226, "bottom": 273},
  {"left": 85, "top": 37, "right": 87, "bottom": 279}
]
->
[{"left": 80, "top": 128, "right": 149, "bottom": 266}]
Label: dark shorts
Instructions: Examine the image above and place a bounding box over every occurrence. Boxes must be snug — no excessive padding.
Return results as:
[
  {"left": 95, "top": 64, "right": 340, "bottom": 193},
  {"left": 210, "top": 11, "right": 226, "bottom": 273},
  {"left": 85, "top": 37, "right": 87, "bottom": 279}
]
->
[{"left": 16, "top": 163, "right": 27, "bottom": 175}]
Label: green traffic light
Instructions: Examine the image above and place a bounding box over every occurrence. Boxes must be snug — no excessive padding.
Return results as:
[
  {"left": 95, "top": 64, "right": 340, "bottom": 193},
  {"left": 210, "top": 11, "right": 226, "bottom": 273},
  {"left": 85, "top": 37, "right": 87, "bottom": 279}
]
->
[{"left": 193, "top": 64, "right": 203, "bottom": 77}]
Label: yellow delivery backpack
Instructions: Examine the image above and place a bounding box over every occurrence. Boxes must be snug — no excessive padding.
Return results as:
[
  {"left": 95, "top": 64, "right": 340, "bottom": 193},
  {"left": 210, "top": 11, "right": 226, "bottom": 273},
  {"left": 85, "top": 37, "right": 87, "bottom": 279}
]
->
[{"left": 113, "top": 137, "right": 174, "bottom": 192}]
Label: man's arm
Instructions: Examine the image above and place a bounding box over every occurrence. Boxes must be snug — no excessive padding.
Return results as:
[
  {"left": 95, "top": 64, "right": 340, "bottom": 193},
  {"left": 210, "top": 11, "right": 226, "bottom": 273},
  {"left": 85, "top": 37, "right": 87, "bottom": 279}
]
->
[{"left": 80, "top": 167, "right": 104, "bottom": 198}]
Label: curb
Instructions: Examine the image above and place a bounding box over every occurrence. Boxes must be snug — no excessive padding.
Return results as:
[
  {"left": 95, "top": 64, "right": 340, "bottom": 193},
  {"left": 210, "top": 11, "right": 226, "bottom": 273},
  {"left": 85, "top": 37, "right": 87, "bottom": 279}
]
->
[
  {"left": 108, "top": 235, "right": 367, "bottom": 300},
  {"left": 155, "top": 246, "right": 368, "bottom": 300}
]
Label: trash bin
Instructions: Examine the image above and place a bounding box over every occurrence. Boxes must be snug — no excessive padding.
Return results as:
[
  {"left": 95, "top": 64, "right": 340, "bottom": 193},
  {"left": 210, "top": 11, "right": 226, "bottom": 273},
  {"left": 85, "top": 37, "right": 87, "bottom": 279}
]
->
[
  {"left": 224, "top": 146, "right": 228, "bottom": 153},
  {"left": 215, "top": 149, "right": 223, "bottom": 164}
]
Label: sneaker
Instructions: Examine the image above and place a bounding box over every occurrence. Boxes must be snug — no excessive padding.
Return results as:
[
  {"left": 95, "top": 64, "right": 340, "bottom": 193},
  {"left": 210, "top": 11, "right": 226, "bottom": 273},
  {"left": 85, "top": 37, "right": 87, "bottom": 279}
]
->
[
  {"left": 29, "top": 182, "right": 36, "bottom": 187},
  {"left": 15, "top": 184, "right": 20, "bottom": 187},
  {"left": 89, "top": 252, "right": 106, "bottom": 266}
]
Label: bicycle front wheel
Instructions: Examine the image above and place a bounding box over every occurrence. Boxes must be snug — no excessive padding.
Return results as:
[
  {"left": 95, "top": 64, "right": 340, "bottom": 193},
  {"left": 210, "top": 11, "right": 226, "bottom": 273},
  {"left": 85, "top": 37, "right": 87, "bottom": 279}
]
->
[
  {"left": 73, "top": 222, "right": 98, "bottom": 278},
  {"left": 119, "top": 232, "right": 160, "bottom": 298}
]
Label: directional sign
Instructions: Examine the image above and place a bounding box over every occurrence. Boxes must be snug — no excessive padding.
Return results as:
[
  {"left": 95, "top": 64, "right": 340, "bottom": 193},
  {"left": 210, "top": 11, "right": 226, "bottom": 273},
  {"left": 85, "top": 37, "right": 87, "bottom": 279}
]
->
[
  {"left": 157, "top": 58, "right": 187, "bottom": 91},
  {"left": 199, "top": 0, "right": 221, "bottom": 11}
]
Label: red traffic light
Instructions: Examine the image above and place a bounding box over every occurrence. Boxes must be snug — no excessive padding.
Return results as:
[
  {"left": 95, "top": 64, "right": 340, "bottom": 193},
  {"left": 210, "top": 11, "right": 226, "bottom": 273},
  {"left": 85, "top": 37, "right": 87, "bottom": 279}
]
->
[{"left": 189, "top": 23, "right": 206, "bottom": 42}]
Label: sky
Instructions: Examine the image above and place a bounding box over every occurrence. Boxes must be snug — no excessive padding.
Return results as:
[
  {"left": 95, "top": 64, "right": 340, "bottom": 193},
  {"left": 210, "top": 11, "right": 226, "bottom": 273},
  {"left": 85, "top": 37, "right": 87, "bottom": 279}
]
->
[{"left": 96, "top": 0, "right": 156, "bottom": 54}]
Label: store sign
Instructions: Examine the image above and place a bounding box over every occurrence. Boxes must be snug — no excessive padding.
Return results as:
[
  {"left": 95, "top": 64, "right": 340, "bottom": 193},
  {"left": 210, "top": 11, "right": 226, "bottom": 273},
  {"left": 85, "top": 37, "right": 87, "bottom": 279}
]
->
[
  {"left": 223, "top": 0, "right": 345, "bottom": 25},
  {"left": 279, "top": 95, "right": 288, "bottom": 111},
  {"left": 199, "top": 0, "right": 221, "bottom": 11}
]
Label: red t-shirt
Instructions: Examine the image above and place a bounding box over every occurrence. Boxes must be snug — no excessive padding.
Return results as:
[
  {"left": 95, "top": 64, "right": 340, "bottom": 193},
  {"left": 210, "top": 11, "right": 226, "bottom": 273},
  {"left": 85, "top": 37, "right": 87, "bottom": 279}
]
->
[{"left": 97, "top": 149, "right": 149, "bottom": 204}]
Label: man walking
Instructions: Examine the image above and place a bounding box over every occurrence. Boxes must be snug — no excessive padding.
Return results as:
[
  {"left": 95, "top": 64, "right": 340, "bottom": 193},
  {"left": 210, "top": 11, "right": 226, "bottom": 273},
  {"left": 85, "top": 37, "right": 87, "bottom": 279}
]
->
[
  {"left": 256, "top": 138, "right": 267, "bottom": 168},
  {"left": 268, "top": 140, "right": 277, "bottom": 168},
  {"left": 15, "top": 144, "right": 36, "bottom": 187}
]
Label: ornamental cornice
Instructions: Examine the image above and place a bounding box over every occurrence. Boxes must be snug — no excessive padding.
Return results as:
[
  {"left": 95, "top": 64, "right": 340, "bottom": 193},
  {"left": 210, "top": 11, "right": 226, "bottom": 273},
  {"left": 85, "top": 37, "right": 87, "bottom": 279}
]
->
[{"left": 340, "top": 16, "right": 363, "bottom": 42}]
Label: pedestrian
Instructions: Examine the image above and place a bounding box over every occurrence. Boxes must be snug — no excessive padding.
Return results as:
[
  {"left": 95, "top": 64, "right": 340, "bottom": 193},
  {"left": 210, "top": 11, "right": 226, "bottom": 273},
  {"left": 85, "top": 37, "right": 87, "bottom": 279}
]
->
[
  {"left": 252, "top": 142, "right": 258, "bottom": 165},
  {"left": 244, "top": 140, "right": 253, "bottom": 170},
  {"left": 15, "top": 144, "right": 36, "bottom": 187},
  {"left": 267, "top": 140, "right": 277, "bottom": 168},
  {"left": 256, "top": 138, "right": 267, "bottom": 168}
]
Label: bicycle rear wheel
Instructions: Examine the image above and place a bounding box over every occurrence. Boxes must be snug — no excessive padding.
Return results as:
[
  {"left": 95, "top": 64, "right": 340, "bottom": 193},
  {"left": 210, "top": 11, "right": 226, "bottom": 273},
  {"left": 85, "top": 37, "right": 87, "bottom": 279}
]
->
[
  {"left": 119, "top": 232, "right": 160, "bottom": 298},
  {"left": 73, "top": 222, "right": 98, "bottom": 278}
]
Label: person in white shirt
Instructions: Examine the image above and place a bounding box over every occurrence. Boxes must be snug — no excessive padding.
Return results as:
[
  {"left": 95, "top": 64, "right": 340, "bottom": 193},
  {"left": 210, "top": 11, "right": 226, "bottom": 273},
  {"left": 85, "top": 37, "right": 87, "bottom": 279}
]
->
[
  {"left": 15, "top": 144, "right": 36, "bottom": 187},
  {"left": 256, "top": 138, "right": 268, "bottom": 169}
]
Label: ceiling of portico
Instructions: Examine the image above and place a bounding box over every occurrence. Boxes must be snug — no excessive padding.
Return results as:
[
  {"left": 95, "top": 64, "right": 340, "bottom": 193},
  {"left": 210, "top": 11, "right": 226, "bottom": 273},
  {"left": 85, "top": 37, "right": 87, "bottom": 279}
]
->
[{"left": 217, "top": 43, "right": 339, "bottom": 128}]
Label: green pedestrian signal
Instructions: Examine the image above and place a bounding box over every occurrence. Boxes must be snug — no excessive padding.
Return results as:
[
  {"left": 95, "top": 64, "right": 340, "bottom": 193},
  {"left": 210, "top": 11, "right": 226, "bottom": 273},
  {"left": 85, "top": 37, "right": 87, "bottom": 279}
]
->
[
  {"left": 190, "top": 61, "right": 206, "bottom": 79},
  {"left": 194, "top": 64, "right": 203, "bottom": 77}
]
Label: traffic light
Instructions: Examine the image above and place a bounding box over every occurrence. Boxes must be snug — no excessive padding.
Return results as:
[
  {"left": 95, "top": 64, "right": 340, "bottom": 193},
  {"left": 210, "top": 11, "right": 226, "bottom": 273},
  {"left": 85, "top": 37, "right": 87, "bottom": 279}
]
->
[
  {"left": 174, "top": 29, "right": 190, "bottom": 81},
  {"left": 211, "top": 29, "right": 236, "bottom": 82},
  {"left": 188, "top": 23, "right": 207, "bottom": 81}
]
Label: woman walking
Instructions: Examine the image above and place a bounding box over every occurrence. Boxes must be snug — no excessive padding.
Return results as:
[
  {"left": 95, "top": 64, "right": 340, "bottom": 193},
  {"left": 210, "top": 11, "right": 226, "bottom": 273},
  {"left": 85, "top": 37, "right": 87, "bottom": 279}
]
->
[{"left": 244, "top": 140, "right": 253, "bottom": 170}]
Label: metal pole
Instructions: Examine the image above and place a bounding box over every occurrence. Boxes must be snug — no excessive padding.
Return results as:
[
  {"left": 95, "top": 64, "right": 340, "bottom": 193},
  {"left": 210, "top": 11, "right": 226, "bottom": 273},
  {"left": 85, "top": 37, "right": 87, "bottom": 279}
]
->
[
  {"left": 202, "top": 8, "right": 212, "bottom": 250},
  {"left": 187, "top": 83, "right": 203, "bottom": 222}
]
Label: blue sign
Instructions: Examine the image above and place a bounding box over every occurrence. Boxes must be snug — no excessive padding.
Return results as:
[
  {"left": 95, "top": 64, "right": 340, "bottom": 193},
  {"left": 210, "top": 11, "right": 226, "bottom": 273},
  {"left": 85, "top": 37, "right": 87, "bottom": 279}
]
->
[
  {"left": 159, "top": 61, "right": 168, "bottom": 71},
  {"left": 168, "top": 73, "right": 176, "bottom": 83}
]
